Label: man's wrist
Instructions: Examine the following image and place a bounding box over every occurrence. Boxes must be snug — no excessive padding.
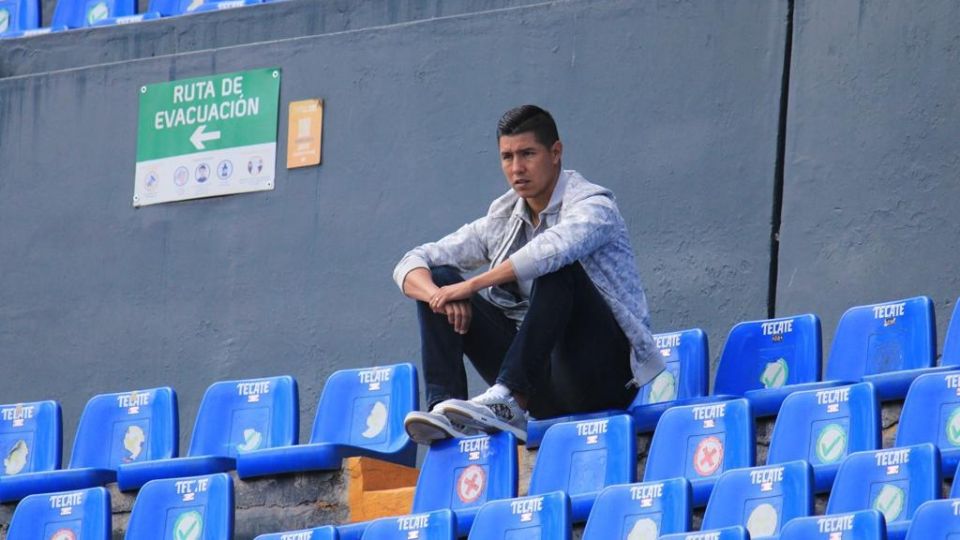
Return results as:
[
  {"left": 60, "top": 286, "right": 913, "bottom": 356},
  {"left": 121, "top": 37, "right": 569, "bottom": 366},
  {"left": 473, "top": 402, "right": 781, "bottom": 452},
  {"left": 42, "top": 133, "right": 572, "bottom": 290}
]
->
[{"left": 466, "top": 276, "right": 483, "bottom": 294}]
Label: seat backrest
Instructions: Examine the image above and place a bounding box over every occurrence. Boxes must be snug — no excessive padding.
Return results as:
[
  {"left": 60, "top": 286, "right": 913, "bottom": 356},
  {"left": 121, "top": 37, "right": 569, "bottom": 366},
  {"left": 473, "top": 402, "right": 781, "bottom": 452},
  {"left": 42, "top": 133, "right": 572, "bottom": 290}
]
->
[
  {"left": 125, "top": 473, "right": 233, "bottom": 539},
  {"left": 659, "top": 526, "right": 750, "bottom": 540},
  {"left": 702, "top": 460, "right": 813, "bottom": 537},
  {"left": 826, "top": 444, "right": 941, "bottom": 527},
  {"left": 143, "top": 0, "right": 243, "bottom": 16},
  {"left": 50, "top": 0, "right": 135, "bottom": 28},
  {"left": 189, "top": 376, "right": 298, "bottom": 458},
  {"left": 905, "top": 499, "right": 960, "bottom": 539},
  {"left": 8, "top": 487, "right": 110, "bottom": 540},
  {"left": 412, "top": 431, "right": 517, "bottom": 514},
  {"left": 826, "top": 297, "right": 936, "bottom": 381},
  {"left": 942, "top": 299, "right": 960, "bottom": 366},
  {"left": 467, "top": 491, "right": 571, "bottom": 540},
  {"left": 0, "top": 400, "right": 60, "bottom": 477},
  {"left": 645, "top": 399, "right": 755, "bottom": 484},
  {"left": 360, "top": 509, "right": 455, "bottom": 540},
  {"left": 253, "top": 527, "right": 338, "bottom": 540},
  {"left": 768, "top": 383, "right": 880, "bottom": 469},
  {"left": 714, "top": 314, "right": 822, "bottom": 395},
  {"left": 70, "top": 387, "right": 177, "bottom": 469},
  {"left": 529, "top": 414, "right": 635, "bottom": 498},
  {"left": 0, "top": 0, "right": 39, "bottom": 34},
  {"left": 309, "top": 364, "right": 417, "bottom": 452},
  {"left": 581, "top": 478, "right": 692, "bottom": 539},
  {"left": 951, "top": 468, "right": 960, "bottom": 498},
  {"left": 633, "top": 329, "right": 709, "bottom": 406},
  {"left": 897, "top": 371, "right": 960, "bottom": 450},
  {"left": 780, "top": 510, "right": 886, "bottom": 540}
]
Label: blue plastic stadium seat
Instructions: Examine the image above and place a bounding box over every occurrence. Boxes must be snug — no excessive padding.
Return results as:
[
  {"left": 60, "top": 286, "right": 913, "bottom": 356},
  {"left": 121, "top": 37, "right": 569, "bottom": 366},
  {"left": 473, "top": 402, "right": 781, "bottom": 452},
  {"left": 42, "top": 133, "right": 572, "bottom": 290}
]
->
[
  {"left": 826, "top": 297, "right": 947, "bottom": 401},
  {"left": 191, "top": 0, "right": 261, "bottom": 11},
  {"left": 0, "top": 388, "right": 177, "bottom": 502},
  {"left": 631, "top": 328, "right": 713, "bottom": 427},
  {"left": 581, "top": 478, "right": 692, "bottom": 539},
  {"left": 702, "top": 461, "right": 813, "bottom": 539},
  {"left": 467, "top": 491, "right": 571, "bottom": 540},
  {"left": 117, "top": 376, "right": 297, "bottom": 490},
  {"left": 951, "top": 465, "right": 960, "bottom": 498},
  {"left": 780, "top": 510, "right": 887, "bottom": 540},
  {"left": 0, "top": 400, "right": 61, "bottom": 479},
  {"left": 126, "top": 473, "right": 234, "bottom": 539},
  {"left": 359, "top": 509, "right": 455, "bottom": 540},
  {"left": 0, "top": 0, "right": 39, "bottom": 36},
  {"left": 768, "top": 383, "right": 880, "bottom": 492},
  {"left": 255, "top": 527, "right": 339, "bottom": 540},
  {"left": 715, "top": 314, "right": 842, "bottom": 417},
  {"left": 526, "top": 328, "right": 710, "bottom": 448},
  {"left": 410, "top": 431, "right": 516, "bottom": 534},
  {"left": 58, "top": 0, "right": 136, "bottom": 27},
  {"left": 896, "top": 371, "right": 960, "bottom": 476},
  {"left": 94, "top": 0, "right": 259, "bottom": 26},
  {"left": 528, "top": 414, "right": 635, "bottom": 522},
  {"left": 337, "top": 431, "right": 517, "bottom": 540},
  {"left": 5, "top": 0, "right": 137, "bottom": 35},
  {"left": 660, "top": 526, "right": 751, "bottom": 540},
  {"left": 942, "top": 300, "right": 960, "bottom": 365},
  {"left": 645, "top": 398, "right": 755, "bottom": 506},
  {"left": 905, "top": 499, "right": 960, "bottom": 539},
  {"left": 237, "top": 364, "right": 416, "bottom": 478},
  {"left": 8, "top": 487, "right": 110, "bottom": 539},
  {"left": 826, "top": 444, "right": 941, "bottom": 540}
]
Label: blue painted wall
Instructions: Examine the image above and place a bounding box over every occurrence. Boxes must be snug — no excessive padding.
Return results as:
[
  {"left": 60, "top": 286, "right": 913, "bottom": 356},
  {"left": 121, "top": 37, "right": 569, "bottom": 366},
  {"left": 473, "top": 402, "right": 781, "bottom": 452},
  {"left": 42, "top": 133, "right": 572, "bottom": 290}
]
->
[{"left": 0, "top": 0, "right": 787, "bottom": 450}]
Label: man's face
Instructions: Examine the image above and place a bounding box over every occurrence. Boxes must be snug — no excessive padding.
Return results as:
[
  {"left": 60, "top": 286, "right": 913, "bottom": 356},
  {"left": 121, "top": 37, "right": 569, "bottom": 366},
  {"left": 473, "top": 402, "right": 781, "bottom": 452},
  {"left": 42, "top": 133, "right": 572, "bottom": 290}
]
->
[{"left": 498, "top": 132, "right": 562, "bottom": 203}]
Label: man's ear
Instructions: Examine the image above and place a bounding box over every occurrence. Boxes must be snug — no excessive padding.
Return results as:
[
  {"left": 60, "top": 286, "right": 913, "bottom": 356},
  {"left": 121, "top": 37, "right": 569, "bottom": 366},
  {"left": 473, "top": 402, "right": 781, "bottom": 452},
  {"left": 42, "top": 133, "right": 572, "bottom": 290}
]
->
[{"left": 551, "top": 140, "right": 563, "bottom": 164}]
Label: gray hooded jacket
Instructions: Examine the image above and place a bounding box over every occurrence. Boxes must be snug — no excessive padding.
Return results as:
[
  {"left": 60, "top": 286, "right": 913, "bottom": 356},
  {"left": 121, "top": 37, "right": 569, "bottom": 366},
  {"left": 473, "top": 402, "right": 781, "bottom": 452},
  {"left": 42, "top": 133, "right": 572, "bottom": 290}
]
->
[{"left": 393, "top": 169, "right": 664, "bottom": 388}]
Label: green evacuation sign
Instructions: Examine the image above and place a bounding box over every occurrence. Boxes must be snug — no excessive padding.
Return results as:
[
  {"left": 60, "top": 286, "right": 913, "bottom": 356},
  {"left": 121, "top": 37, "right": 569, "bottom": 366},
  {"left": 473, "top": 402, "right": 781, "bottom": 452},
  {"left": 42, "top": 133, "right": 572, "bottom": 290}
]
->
[{"left": 134, "top": 68, "right": 281, "bottom": 207}]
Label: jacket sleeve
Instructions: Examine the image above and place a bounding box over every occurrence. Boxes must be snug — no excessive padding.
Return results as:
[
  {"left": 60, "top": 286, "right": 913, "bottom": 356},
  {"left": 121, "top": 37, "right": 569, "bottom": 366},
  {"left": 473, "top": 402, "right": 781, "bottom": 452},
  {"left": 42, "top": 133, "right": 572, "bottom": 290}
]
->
[
  {"left": 392, "top": 216, "right": 491, "bottom": 291},
  {"left": 508, "top": 192, "right": 619, "bottom": 282}
]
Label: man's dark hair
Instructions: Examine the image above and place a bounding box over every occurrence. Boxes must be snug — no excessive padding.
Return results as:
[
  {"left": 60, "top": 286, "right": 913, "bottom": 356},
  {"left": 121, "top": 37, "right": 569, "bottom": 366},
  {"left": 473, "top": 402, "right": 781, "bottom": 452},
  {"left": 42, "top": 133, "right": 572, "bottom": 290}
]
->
[{"left": 497, "top": 105, "right": 560, "bottom": 147}]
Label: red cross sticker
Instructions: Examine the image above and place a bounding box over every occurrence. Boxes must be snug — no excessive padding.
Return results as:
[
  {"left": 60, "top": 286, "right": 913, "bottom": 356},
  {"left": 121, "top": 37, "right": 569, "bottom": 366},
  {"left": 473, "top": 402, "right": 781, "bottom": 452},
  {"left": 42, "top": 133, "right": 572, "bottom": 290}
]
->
[
  {"left": 693, "top": 436, "right": 724, "bottom": 477},
  {"left": 457, "top": 464, "right": 486, "bottom": 503}
]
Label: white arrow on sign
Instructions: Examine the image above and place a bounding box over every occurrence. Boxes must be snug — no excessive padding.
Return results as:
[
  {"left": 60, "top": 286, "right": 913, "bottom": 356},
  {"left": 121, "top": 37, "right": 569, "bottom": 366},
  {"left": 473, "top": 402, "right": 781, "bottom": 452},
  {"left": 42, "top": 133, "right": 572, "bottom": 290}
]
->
[{"left": 190, "top": 124, "right": 221, "bottom": 150}]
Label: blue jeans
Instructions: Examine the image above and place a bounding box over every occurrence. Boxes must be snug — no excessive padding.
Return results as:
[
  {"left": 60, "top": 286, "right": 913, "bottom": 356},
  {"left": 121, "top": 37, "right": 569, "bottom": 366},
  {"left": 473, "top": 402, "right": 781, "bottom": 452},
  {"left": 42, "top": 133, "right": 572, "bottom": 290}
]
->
[{"left": 417, "top": 263, "right": 636, "bottom": 419}]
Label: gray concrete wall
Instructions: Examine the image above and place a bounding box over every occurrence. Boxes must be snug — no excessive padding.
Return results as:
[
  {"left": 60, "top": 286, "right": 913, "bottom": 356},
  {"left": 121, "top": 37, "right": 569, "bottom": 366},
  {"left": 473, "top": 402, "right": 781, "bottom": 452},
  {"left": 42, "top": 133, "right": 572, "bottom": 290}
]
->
[
  {"left": 3, "top": 0, "right": 545, "bottom": 78},
  {"left": 0, "top": 0, "right": 787, "bottom": 453},
  {"left": 777, "top": 0, "right": 960, "bottom": 362}
]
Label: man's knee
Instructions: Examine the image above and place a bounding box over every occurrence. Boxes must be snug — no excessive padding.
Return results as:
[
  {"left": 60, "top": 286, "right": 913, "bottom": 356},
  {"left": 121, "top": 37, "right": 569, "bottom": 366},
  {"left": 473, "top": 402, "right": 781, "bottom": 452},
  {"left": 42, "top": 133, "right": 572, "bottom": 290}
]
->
[{"left": 430, "top": 265, "right": 464, "bottom": 287}]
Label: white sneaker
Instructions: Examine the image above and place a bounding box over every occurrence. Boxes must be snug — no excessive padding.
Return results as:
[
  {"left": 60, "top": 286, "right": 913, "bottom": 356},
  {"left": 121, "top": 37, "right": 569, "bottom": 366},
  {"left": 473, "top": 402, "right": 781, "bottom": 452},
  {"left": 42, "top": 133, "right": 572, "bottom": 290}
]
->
[
  {"left": 435, "top": 387, "right": 528, "bottom": 442},
  {"left": 404, "top": 410, "right": 478, "bottom": 446}
]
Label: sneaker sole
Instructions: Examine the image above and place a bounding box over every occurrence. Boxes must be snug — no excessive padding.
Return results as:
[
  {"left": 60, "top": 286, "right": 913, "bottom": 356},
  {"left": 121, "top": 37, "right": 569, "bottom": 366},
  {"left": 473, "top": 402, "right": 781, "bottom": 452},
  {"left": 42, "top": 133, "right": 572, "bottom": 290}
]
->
[
  {"left": 438, "top": 402, "right": 527, "bottom": 443},
  {"left": 404, "top": 414, "right": 474, "bottom": 446}
]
